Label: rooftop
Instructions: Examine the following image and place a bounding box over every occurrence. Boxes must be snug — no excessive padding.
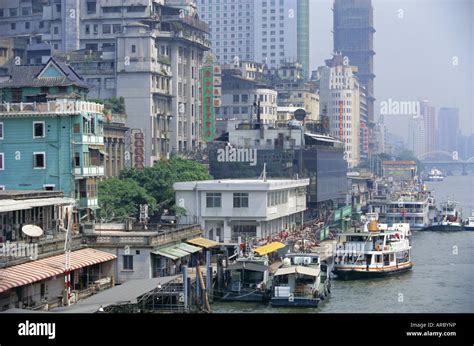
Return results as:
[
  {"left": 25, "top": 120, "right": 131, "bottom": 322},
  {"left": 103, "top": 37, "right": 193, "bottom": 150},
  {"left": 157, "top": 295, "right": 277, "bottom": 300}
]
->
[
  {"left": 174, "top": 179, "right": 310, "bottom": 191},
  {"left": 0, "top": 57, "right": 88, "bottom": 89}
]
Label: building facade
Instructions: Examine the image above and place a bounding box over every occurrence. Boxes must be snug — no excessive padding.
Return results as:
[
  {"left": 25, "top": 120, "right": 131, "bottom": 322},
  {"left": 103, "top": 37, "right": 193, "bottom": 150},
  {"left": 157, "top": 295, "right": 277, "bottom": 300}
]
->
[
  {"left": 437, "top": 107, "right": 459, "bottom": 154},
  {"left": 103, "top": 114, "right": 128, "bottom": 178},
  {"left": 174, "top": 179, "right": 309, "bottom": 243},
  {"left": 0, "top": 58, "right": 105, "bottom": 217},
  {"left": 0, "top": 0, "right": 211, "bottom": 166},
  {"left": 219, "top": 66, "right": 278, "bottom": 125},
  {"left": 333, "top": 0, "right": 375, "bottom": 125},
  {"left": 317, "top": 54, "right": 361, "bottom": 168},
  {"left": 197, "top": 0, "right": 310, "bottom": 76}
]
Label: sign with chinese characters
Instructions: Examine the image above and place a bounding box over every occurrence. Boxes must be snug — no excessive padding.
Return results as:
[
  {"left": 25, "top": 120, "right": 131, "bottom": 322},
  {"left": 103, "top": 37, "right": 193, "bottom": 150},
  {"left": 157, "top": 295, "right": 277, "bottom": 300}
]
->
[
  {"left": 131, "top": 129, "right": 145, "bottom": 170},
  {"left": 201, "top": 64, "right": 221, "bottom": 142}
]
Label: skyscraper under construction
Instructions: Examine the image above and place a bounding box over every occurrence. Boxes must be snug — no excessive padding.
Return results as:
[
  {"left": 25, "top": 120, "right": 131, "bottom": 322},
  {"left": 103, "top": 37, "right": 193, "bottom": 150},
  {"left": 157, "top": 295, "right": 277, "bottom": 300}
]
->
[{"left": 333, "top": 0, "right": 376, "bottom": 124}]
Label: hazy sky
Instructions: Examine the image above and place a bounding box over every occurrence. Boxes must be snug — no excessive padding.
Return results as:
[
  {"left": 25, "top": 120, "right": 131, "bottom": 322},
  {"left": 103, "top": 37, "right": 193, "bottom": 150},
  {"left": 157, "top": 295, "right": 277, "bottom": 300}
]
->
[{"left": 309, "top": 0, "right": 473, "bottom": 138}]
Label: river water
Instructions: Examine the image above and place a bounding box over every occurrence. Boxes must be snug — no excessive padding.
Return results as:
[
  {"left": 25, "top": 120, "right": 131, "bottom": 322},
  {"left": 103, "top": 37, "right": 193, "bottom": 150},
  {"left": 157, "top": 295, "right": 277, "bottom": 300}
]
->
[{"left": 213, "top": 175, "right": 474, "bottom": 313}]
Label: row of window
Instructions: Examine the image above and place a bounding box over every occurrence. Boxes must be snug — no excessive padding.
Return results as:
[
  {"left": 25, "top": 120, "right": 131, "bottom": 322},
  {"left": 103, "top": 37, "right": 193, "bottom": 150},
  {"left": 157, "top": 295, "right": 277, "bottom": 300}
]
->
[
  {"left": 0, "top": 121, "right": 45, "bottom": 140},
  {"left": 0, "top": 152, "right": 46, "bottom": 170},
  {"left": 206, "top": 192, "right": 249, "bottom": 208}
]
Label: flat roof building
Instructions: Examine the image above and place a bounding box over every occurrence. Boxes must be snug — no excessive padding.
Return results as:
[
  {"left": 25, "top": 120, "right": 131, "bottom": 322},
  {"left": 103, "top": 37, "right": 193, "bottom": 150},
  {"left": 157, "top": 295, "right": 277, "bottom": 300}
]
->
[{"left": 174, "top": 178, "right": 309, "bottom": 243}]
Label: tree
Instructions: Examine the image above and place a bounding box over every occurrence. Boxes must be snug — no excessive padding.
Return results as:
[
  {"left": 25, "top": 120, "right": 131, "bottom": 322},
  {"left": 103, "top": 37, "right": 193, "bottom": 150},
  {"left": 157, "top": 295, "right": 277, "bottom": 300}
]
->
[
  {"left": 98, "top": 178, "right": 157, "bottom": 221},
  {"left": 119, "top": 156, "right": 212, "bottom": 213}
]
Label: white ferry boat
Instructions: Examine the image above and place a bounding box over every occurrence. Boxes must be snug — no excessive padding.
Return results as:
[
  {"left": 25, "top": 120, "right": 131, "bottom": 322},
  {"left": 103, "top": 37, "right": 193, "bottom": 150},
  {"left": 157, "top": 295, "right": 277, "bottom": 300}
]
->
[
  {"left": 369, "top": 190, "right": 434, "bottom": 231},
  {"left": 430, "top": 200, "right": 463, "bottom": 231},
  {"left": 427, "top": 168, "right": 444, "bottom": 182},
  {"left": 334, "top": 221, "right": 412, "bottom": 280}
]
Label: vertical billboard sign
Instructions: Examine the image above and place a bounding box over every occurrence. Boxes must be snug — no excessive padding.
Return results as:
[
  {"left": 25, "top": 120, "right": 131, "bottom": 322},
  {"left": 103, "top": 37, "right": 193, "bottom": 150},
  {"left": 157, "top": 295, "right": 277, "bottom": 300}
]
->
[{"left": 201, "top": 64, "right": 221, "bottom": 142}]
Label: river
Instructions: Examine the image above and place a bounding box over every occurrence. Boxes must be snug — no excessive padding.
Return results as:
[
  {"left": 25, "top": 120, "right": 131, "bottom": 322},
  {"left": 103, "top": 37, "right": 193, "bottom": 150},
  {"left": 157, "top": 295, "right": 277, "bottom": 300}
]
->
[{"left": 212, "top": 175, "right": 474, "bottom": 313}]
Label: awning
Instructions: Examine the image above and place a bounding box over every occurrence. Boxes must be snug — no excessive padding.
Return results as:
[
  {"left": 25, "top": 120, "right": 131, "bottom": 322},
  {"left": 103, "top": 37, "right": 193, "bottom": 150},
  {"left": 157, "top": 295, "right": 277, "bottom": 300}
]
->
[
  {"left": 0, "top": 197, "right": 76, "bottom": 213},
  {"left": 99, "top": 149, "right": 108, "bottom": 156},
  {"left": 176, "top": 243, "right": 202, "bottom": 254},
  {"left": 152, "top": 242, "right": 202, "bottom": 260},
  {"left": 227, "top": 262, "right": 269, "bottom": 272},
  {"left": 253, "top": 242, "right": 286, "bottom": 256},
  {"left": 0, "top": 248, "right": 117, "bottom": 294},
  {"left": 274, "top": 266, "right": 320, "bottom": 277},
  {"left": 187, "top": 237, "right": 220, "bottom": 249}
]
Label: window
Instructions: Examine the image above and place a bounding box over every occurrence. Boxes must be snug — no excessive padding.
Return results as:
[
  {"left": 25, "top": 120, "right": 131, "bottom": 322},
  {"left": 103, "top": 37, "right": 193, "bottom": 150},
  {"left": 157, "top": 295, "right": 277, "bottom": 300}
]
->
[
  {"left": 54, "top": 26, "right": 59, "bottom": 34},
  {"left": 131, "top": 45, "right": 136, "bottom": 53},
  {"left": 87, "top": 1, "right": 97, "bottom": 14},
  {"left": 112, "top": 24, "right": 121, "bottom": 34},
  {"left": 0, "top": 153, "right": 4, "bottom": 170},
  {"left": 33, "top": 122, "right": 45, "bottom": 138},
  {"left": 206, "top": 193, "right": 221, "bottom": 208},
  {"left": 11, "top": 23, "right": 16, "bottom": 30},
  {"left": 102, "top": 24, "right": 111, "bottom": 34},
  {"left": 0, "top": 185, "right": 4, "bottom": 191},
  {"left": 123, "top": 255, "right": 133, "bottom": 270},
  {"left": 25, "top": 22, "right": 30, "bottom": 29},
  {"left": 74, "top": 153, "right": 80, "bottom": 167},
  {"left": 0, "top": 122, "right": 3, "bottom": 139},
  {"left": 233, "top": 193, "right": 249, "bottom": 208},
  {"left": 33, "top": 152, "right": 45, "bottom": 169},
  {"left": 43, "top": 184, "right": 55, "bottom": 191}
]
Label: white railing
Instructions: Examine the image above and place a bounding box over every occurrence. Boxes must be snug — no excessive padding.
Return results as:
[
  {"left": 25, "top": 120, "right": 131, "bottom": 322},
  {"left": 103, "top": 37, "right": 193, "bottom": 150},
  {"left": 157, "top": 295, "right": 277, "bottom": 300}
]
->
[
  {"left": 0, "top": 101, "right": 104, "bottom": 114},
  {"left": 74, "top": 166, "right": 105, "bottom": 177}
]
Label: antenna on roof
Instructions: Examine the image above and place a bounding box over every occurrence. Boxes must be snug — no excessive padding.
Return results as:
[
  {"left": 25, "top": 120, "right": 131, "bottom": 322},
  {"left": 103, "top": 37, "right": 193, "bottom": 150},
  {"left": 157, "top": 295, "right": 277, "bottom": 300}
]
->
[{"left": 259, "top": 163, "right": 267, "bottom": 182}]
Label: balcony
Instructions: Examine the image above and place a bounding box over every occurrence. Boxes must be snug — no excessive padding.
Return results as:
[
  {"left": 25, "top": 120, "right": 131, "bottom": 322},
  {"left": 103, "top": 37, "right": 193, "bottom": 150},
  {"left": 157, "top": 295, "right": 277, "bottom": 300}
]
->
[
  {"left": 82, "top": 134, "right": 104, "bottom": 144},
  {"left": 79, "top": 197, "right": 99, "bottom": 209},
  {"left": 74, "top": 166, "right": 105, "bottom": 177},
  {"left": 0, "top": 101, "right": 104, "bottom": 115}
]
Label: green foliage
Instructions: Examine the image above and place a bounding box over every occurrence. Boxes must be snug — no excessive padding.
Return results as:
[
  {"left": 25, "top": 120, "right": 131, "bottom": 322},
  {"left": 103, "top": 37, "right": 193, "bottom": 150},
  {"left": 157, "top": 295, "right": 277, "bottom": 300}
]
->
[
  {"left": 88, "top": 96, "right": 126, "bottom": 115},
  {"left": 119, "top": 156, "right": 212, "bottom": 213},
  {"left": 98, "top": 178, "right": 156, "bottom": 221}
]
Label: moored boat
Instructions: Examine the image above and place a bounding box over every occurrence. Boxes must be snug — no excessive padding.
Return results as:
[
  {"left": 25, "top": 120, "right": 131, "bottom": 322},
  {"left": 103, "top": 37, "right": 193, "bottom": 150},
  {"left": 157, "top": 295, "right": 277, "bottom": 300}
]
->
[
  {"left": 429, "top": 200, "right": 463, "bottom": 231},
  {"left": 334, "top": 220, "right": 412, "bottom": 280},
  {"left": 221, "top": 256, "right": 273, "bottom": 302},
  {"left": 270, "top": 252, "right": 330, "bottom": 307},
  {"left": 463, "top": 212, "right": 474, "bottom": 231}
]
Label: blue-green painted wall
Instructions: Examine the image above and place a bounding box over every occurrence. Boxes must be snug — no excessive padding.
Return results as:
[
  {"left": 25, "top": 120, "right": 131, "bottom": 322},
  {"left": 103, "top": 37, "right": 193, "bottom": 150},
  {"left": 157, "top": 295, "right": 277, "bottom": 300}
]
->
[{"left": 0, "top": 116, "right": 76, "bottom": 196}]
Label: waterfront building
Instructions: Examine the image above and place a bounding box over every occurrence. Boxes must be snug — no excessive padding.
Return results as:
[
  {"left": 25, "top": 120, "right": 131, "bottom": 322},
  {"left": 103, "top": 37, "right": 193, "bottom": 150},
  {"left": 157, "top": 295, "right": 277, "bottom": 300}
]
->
[
  {"left": 197, "top": 0, "right": 310, "bottom": 76},
  {"left": 82, "top": 222, "right": 203, "bottom": 282},
  {"left": 333, "top": 0, "right": 375, "bottom": 125},
  {"left": 381, "top": 161, "right": 417, "bottom": 181},
  {"left": 209, "top": 122, "right": 347, "bottom": 220},
  {"left": 317, "top": 54, "right": 361, "bottom": 168},
  {"left": 0, "top": 190, "right": 75, "bottom": 244},
  {"left": 0, "top": 58, "right": 105, "bottom": 218},
  {"left": 174, "top": 178, "right": 309, "bottom": 243},
  {"left": 0, "top": 247, "right": 116, "bottom": 311}
]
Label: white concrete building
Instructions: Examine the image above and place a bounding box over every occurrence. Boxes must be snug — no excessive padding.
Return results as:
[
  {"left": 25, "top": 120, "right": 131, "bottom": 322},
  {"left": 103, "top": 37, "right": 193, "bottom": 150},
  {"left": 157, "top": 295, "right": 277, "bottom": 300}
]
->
[
  {"left": 174, "top": 178, "right": 309, "bottom": 243},
  {"left": 317, "top": 54, "right": 361, "bottom": 168}
]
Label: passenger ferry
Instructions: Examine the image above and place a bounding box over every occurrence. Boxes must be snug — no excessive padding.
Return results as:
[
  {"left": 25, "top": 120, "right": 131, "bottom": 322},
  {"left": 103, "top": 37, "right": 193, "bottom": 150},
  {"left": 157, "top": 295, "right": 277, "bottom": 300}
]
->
[
  {"left": 430, "top": 200, "right": 463, "bottom": 231},
  {"left": 270, "top": 252, "right": 331, "bottom": 307},
  {"left": 463, "top": 211, "right": 474, "bottom": 231},
  {"left": 334, "top": 220, "right": 412, "bottom": 280},
  {"left": 369, "top": 189, "right": 434, "bottom": 231},
  {"left": 427, "top": 168, "right": 444, "bottom": 182}
]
